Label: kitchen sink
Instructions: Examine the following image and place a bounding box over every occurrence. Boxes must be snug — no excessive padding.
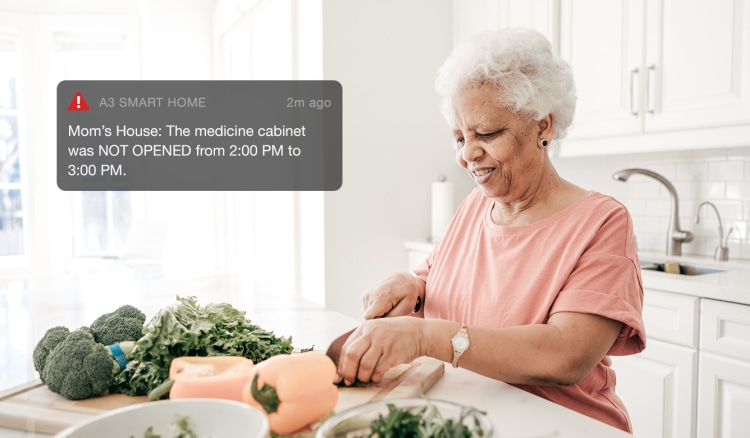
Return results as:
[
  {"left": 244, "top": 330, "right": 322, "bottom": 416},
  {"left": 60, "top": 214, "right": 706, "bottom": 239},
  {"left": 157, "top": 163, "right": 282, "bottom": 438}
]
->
[{"left": 640, "top": 261, "right": 727, "bottom": 276}]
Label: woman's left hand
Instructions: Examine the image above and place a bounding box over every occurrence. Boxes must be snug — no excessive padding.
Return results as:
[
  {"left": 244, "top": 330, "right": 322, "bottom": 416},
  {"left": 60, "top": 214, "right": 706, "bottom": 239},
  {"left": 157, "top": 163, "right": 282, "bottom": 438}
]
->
[{"left": 336, "top": 316, "right": 425, "bottom": 385}]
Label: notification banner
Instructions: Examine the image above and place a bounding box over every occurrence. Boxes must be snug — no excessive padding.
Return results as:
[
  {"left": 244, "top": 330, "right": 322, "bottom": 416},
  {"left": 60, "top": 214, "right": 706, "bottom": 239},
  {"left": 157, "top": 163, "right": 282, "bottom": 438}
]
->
[{"left": 57, "top": 80, "right": 342, "bottom": 191}]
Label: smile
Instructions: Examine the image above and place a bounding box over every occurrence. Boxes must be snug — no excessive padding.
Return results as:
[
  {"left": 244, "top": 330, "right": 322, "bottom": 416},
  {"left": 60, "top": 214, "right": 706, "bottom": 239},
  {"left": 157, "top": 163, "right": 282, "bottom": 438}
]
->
[{"left": 472, "top": 168, "right": 495, "bottom": 176}]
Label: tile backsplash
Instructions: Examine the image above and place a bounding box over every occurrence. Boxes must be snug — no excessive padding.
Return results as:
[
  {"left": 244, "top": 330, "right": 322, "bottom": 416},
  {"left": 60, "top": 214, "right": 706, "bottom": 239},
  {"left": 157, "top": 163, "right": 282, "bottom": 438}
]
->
[{"left": 552, "top": 146, "right": 750, "bottom": 262}]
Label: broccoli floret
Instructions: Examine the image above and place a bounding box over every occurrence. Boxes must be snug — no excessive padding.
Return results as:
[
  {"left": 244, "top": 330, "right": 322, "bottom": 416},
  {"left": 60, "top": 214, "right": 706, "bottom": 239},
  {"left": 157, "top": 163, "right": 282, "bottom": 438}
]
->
[
  {"left": 32, "top": 326, "right": 71, "bottom": 382},
  {"left": 90, "top": 304, "right": 146, "bottom": 346},
  {"left": 41, "top": 328, "right": 135, "bottom": 400}
]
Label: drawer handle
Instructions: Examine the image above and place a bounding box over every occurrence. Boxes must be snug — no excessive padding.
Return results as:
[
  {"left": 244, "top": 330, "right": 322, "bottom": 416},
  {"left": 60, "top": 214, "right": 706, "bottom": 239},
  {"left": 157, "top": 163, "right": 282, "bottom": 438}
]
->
[
  {"left": 630, "top": 67, "right": 639, "bottom": 116},
  {"left": 646, "top": 64, "right": 656, "bottom": 114}
]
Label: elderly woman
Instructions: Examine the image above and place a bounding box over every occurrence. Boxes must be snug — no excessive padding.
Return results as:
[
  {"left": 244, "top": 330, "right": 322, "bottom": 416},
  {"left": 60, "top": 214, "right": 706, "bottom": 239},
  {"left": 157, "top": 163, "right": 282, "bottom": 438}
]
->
[{"left": 336, "top": 28, "right": 645, "bottom": 432}]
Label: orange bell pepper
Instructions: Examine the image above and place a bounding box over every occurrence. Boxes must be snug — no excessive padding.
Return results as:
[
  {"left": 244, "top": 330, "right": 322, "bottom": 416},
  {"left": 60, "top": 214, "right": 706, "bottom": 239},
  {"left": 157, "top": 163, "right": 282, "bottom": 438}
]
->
[
  {"left": 242, "top": 352, "right": 338, "bottom": 435},
  {"left": 169, "top": 356, "right": 254, "bottom": 402}
]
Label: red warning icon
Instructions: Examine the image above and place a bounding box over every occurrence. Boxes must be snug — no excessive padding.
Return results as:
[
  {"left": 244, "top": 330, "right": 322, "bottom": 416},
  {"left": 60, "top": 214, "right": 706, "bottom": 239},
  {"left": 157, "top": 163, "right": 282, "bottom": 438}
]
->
[{"left": 67, "top": 91, "right": 90, "bottom": 111}]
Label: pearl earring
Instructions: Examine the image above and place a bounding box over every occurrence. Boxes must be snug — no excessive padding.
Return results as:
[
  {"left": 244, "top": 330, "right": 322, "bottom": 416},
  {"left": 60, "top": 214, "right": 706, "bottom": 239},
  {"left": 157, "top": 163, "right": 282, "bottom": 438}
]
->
[{"left": 539, "top": 138, "right": 549, "bottom": 147}]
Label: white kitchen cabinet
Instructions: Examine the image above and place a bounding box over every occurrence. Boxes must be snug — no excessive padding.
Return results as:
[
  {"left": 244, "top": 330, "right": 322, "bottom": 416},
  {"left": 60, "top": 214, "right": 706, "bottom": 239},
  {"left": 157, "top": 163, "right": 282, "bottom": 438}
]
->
[
  {"left": 697, "top": 299, "right": 750, "bottom": 437},
  {"left": 612, "top": 339, "right": 697, "bottom": 438},
  {"left": 698, "top": 352, "right": 750, "bottom": 438},
  {"left": 558, "top": 0, "right": 643, "bottom": 139},
  {"left": 558, "top": 0, "right": 750, "bottom": 156},
  {"left": 611, "top": 287, "right": 699, "bottom": 438},
  {"left": 643, "top": 0, "right": 750, "bottom": 132},
  {"left": 700, "top": 298, "right": 750, "bottom": 362},
  {"left": 452, "top": 0, "right": 557, "bottom": 47},
  {"left": 640, "top": 287, "right": 700, "bottom": 348}
]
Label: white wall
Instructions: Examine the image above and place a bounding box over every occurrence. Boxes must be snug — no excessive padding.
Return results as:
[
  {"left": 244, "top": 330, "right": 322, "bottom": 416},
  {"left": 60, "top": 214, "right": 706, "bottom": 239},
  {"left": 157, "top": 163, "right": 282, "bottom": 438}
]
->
[{"left": 321, "top": 0, "right": 475, "bottom": 319}]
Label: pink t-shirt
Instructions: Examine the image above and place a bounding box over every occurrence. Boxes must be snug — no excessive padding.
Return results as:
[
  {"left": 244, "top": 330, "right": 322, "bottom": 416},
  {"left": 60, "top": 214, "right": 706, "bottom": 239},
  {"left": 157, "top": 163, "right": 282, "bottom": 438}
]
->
[{"left": 414, "top": 188, "right": 646, "bottom": 432}]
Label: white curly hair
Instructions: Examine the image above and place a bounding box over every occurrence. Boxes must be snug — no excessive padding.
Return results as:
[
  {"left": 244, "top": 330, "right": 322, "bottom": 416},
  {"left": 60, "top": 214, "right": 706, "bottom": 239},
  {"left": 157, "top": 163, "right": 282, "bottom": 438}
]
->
[{"left": 435, "top": 28, "right": 577, "bottom": 141}]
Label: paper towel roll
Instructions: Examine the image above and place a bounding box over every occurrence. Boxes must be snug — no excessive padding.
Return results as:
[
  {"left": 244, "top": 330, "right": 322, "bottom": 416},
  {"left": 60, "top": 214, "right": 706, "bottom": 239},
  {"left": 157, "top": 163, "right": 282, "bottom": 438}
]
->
[{"left": 431, "top": 176, "right": 454, "bottom": 243}]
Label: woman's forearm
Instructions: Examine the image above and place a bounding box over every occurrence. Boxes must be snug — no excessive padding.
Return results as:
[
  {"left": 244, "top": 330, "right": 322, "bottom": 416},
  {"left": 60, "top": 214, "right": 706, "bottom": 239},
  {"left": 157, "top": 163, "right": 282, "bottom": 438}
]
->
[{"left": 422, "top": 313, "right": 622, "bottom": 386}]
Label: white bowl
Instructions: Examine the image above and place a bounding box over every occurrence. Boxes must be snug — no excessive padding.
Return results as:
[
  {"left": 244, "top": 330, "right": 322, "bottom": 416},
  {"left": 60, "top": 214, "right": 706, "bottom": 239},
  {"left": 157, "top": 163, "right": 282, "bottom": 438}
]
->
[
  {"left": 54, "top": 399, "right": 269, "bottom": 438},
  {"left": 316, "top": 397, "right": 493, "bottom": 438}
]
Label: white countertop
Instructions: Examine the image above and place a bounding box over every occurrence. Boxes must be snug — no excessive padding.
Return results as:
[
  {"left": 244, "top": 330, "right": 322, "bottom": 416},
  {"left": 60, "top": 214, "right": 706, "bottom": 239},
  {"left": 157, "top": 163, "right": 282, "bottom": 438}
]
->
[
  {"left": 0, "top": 272, "right": 630, "bottom": 438},
  {"left": 638, "top": 251, "right": 750, "bottom": 305}
]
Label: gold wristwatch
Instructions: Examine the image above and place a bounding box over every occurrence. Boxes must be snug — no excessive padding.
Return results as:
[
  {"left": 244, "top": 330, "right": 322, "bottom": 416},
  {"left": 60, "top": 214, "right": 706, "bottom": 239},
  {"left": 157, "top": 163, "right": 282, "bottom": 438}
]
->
[{"left": 451, "top": 324, "right": 470, "bottom": 368}]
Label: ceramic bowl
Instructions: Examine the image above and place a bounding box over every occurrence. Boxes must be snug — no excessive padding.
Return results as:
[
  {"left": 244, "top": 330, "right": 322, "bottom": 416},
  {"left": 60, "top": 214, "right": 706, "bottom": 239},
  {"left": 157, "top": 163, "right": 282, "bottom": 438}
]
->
[
  {"left": 54, "top": 398, "right": 268, "bottom": 438},
  {"left": 315, "top": 397, "right": 493, "bottom": 438}
]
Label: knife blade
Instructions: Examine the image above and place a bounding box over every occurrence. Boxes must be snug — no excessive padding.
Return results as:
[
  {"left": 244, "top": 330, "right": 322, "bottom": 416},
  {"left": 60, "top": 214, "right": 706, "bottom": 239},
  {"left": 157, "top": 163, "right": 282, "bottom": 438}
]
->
[{"left": 325, "top": 328, "right": 356, "bottom": 366}]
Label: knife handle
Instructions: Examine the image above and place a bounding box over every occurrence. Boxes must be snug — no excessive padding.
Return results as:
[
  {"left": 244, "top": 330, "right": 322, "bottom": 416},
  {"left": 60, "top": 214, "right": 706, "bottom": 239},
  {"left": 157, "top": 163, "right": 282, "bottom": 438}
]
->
[{"left": 412, "top": 296, "right": 422, "bottom": 313}]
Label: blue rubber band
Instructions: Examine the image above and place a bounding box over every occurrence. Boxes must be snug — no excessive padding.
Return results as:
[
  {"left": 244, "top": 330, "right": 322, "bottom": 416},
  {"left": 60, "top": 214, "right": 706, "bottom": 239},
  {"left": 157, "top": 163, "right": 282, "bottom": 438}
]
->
[{"left": 109, "top": 344, "right": 128, "bottom": 370}]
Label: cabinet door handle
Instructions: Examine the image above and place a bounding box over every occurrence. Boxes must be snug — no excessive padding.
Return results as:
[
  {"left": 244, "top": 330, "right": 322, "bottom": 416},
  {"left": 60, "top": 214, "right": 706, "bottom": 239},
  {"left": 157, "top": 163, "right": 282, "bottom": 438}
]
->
[
  {"left": 646, "top": 64, "right": 656, "bottom": 114},
  {"left": 630, "top": 68, "right": 639, "bottom": 116}
]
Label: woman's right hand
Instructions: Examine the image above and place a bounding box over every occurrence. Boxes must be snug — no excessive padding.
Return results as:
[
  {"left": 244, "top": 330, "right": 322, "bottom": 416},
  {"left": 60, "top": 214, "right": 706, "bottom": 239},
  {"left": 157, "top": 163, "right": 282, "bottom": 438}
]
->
[{"left": 362, "top": 272, "right": 425, "bottom": 320}]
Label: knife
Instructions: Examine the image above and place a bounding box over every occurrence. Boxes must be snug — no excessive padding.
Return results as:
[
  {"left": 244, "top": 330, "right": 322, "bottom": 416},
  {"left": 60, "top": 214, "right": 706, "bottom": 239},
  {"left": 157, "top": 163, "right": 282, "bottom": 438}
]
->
[{"left": 325, "top": 328, "right": 356, "bottom": 366}]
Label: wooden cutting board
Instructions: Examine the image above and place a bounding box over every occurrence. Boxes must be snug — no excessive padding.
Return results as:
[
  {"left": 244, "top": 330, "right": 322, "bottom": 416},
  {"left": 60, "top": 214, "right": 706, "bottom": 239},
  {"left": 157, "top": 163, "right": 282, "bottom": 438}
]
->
[
  {"left": 0, "top": 356, "right": 444, "bottom": 435},
  {"left": 334, "top": 356, "right": 444, "bottom": 412}
]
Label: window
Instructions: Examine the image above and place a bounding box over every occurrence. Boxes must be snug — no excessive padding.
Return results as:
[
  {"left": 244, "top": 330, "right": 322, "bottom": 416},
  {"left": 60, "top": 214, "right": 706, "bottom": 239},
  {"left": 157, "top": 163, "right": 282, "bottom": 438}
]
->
[
  {"left": 220, "top": 0, "right": 297, "bottom": 292},
  {"left": 217, "top": 0, "right": 324, "bottom": 301},
  {"left": 54, "top": 28, "right": 139, "bottom": 256},
  {"left": 0, "top": 31, "right": 26, "bottom": 261}
]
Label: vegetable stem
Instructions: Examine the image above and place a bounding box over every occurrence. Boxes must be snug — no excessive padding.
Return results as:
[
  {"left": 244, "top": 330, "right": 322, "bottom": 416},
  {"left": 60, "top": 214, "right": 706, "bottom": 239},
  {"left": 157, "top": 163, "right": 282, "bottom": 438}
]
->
[
  {"left": 147, "top": 378, "right": 174, "bottom": 401},
  {"left": 119, "top": 341, "right": 136, "bottom": 356},
  {"left": 250, "top": 373, "right": 280, "bottom": 414}
]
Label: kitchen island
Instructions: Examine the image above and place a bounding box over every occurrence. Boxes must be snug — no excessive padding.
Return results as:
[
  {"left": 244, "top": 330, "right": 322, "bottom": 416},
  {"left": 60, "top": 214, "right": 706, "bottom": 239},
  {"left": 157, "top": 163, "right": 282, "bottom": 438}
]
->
[{"left": 0, "top": 271, "right": 631, "bottom": 437}]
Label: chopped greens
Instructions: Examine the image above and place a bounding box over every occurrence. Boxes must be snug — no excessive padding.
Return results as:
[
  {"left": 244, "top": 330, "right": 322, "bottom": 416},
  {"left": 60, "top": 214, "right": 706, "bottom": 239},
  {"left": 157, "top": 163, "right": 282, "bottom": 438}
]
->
[
  {"left": 359, "top": 400, "right": 487, "bottom": 438},
  {"left": 167, "top": 416, "right": 198, "bottom": 438},
  {"left": 132, "top": 415, "right": 197, "bottom": 438}
]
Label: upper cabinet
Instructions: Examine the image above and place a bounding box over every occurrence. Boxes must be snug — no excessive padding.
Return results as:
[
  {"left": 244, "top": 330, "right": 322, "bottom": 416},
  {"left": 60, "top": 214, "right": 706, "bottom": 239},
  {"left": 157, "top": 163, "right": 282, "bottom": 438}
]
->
[
  {"left": 453, "top": 0, "right": 750, "bottom": 156},
  {"left": 560, "top": 0, "right": 750, "bottom": 155},
  {"left": 453, "top": 0, "right": 558, "bottom": 47},
  {"left": 558, "top": 0, "right": 644, "bottom": 140}
]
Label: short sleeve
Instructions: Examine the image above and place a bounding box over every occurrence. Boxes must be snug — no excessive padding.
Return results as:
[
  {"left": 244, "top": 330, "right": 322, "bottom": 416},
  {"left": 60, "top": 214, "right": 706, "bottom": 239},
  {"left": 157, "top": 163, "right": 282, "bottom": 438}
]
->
[{"left": 550, "top": 202, "right": 646, "bottom": 356}]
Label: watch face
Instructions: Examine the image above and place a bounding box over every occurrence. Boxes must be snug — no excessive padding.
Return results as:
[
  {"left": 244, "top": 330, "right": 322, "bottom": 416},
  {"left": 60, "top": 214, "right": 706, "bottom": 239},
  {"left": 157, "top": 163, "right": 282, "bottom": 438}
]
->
[{"left": 452, "top": 334, "right": 470, "bottom": 351}]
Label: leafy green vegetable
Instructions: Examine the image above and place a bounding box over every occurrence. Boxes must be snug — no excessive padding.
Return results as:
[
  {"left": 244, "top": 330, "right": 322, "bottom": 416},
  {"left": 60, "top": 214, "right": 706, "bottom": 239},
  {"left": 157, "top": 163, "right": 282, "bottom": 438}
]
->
[
  {"left": 335, "top": 379, "right": 368, "bottom": 388},
  {"left": 141, "top": 426, "right": 159, "bottom": 438},
  {"left": 131, "top": 415, "right": 197, "bottom": 438},
  {"left": 363, "top": 400, "right": 487, "bottom": 438},
  {"left": 111, "top": 296, "right": 293, "bottom": 397},
  {"left": 169, "top": 416, "right": 197, "bottom": 438}
]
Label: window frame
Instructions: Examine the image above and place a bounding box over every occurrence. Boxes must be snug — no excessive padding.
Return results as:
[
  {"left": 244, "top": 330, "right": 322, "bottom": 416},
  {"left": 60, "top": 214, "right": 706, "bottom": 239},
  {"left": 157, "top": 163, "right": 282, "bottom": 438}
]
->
[
  {"left": 0, "top": 27, "right": 29, "bottom": 268},
  {"left": 50, "top": 19, "right": 141, "bottom": 257}
]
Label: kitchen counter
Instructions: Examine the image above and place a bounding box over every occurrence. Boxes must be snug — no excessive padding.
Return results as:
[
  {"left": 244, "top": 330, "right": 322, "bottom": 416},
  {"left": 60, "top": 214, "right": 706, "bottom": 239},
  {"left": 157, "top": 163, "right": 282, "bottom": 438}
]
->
[
  {"left": 637, "top": 251, "right": 750, "bottom": 306},
  {"left": 0, "top": 270, "right": 630, "bottom": 438}
]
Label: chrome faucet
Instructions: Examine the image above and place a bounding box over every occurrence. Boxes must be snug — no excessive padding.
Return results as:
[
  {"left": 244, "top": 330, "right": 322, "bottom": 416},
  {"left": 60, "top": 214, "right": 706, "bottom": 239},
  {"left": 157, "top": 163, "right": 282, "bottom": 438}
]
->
[
  {"left": 613, "top": 168, "right": 694, "bottom": 256},
  {"left": 695, "top": 201, "right": 733, "bottom": 261}
]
